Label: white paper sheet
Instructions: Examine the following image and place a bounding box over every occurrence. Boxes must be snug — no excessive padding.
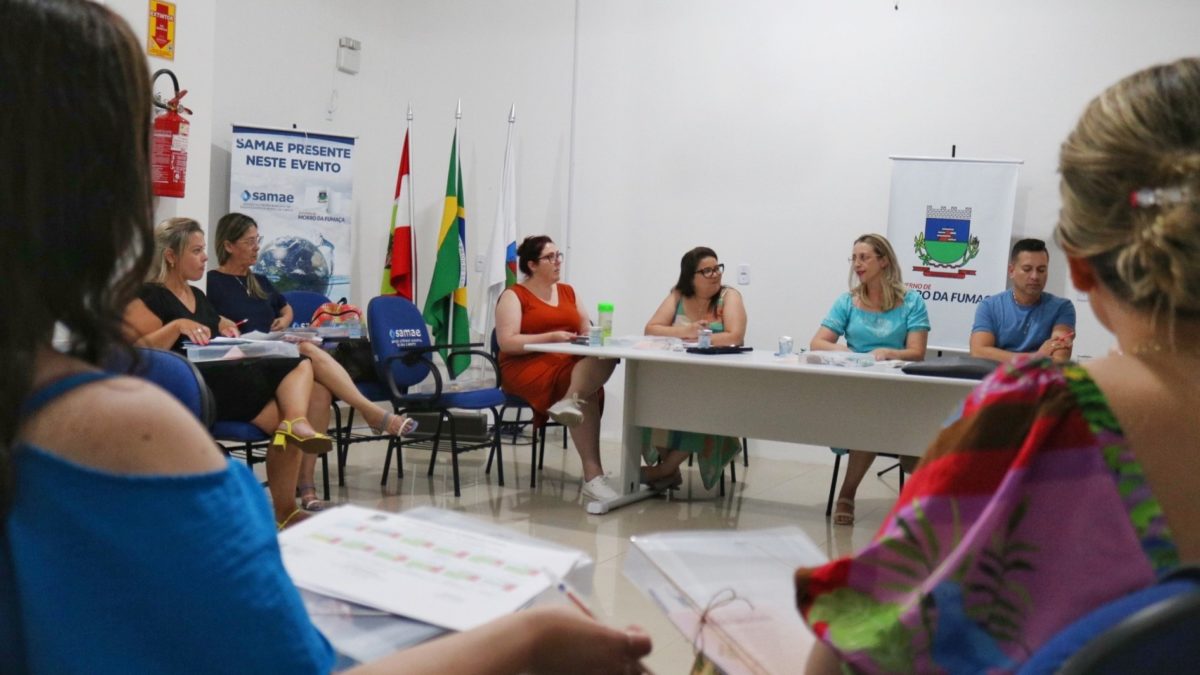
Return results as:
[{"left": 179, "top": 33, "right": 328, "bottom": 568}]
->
[
  {"left": 626, "top": 527, "right": 827, "bottom": 675},
  {"left": 280, "top": 505, "right": 586, "bottom": 631}
]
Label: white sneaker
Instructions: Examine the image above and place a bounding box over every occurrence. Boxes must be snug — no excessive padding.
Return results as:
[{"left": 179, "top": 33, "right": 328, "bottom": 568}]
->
[
  {"left": 581, "top": 475, "right": 620, "bottom": 502},
  {"left": 547, "top": 393, "right": 584, "bottom": 428}
]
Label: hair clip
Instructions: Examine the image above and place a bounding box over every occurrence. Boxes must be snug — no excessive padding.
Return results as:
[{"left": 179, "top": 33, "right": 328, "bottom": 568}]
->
[{"left": 1129, "top": 185, "right": 1190, "bottom": 208}]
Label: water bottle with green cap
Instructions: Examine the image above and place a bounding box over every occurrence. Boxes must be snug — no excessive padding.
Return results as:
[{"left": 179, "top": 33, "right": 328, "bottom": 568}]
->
[{"left": 597, "top": 302, "right": 614, "bottom": 343}]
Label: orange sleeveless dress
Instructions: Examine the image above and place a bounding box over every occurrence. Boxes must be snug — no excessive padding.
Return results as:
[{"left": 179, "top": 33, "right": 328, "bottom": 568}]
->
[{"left": 499, "top": 283, "right": 600, "bottom": 418}]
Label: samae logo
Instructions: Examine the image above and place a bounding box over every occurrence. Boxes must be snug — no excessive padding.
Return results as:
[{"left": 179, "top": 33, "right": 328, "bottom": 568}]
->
[{"left": 240, "top": 189, "right": 294, "bottom": 204}]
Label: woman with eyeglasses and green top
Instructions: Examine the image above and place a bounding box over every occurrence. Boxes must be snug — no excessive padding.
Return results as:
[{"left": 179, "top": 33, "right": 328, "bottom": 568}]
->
[
  {"left": 640, "top": 246, "right": 748, "bottom": 490},
  {"left": 809, "top": 233, "right": 929, "bottom": 526}
]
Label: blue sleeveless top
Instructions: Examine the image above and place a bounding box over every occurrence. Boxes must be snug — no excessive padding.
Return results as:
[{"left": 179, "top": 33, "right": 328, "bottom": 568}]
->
[{"left": 0, "top": 372, "right": 334, "bottom": 673}]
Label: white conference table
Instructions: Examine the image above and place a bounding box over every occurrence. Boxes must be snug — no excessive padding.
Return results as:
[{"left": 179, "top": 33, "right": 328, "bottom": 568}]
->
[{"left": 526, "top": 343, "right": 979, "bottom": 514}]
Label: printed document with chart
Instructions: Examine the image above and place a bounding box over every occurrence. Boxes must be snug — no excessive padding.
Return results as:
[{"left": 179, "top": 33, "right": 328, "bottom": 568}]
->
[{"left": 280, "top": 505, "right": 585, "bottom": 631}]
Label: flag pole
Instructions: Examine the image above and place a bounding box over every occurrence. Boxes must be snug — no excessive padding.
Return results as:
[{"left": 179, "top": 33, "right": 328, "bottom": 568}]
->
[
  {"left": 454, "top": 99, "right": 462, "bottom": 342},
  {"left": 407, "top": 103, "right": 417, "bottom": 306}
]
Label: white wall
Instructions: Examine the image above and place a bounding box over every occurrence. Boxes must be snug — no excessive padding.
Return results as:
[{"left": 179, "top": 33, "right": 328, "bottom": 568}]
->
[
  {"left": 210, "top": 0, "right": 576, "bottom": 308},
  {"left": 106, "top": 0, "right": 215, "bottom": 238},
  {"left": 205, "top": 1, "right": 1200, "bottom": 443}
]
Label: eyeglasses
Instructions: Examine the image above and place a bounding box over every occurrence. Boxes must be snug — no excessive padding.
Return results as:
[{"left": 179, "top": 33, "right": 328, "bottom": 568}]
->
[
  {"left": 537, "top": 251, "right": 564, "bottom": 264},
  {"left": 848, "top": 254, "right": 879, "bottom": 264},
  {"left": 696, "top": 263, "right": 725, "bottom": 279},
  {"left": 239, "top": 235, "right": 264, "bottom": 247}
]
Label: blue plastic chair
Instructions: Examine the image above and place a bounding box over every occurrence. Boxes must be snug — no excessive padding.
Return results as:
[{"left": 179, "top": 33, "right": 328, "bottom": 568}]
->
[
  {"left": 367, "top": 296, "right": 506, "bottom": 496},
  {"left": 122, "top": 347, "right": 215, "bottom": 426},
  {"left": 287, "top": 291, "right": 395, "bottom": 487},
  {"left": 283, "top": 290, "right": 331, "bottom": 327}
]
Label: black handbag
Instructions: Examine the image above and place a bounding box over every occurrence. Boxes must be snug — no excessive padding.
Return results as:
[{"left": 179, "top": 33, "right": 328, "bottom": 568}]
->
[{"left": 330, "top": 339, "right": 377, "bottom": 383}]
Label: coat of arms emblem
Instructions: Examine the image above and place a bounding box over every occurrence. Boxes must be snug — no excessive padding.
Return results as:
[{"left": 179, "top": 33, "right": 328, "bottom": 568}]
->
[{"left": 913, "top": 205, "right": 979, "bottom": 278}]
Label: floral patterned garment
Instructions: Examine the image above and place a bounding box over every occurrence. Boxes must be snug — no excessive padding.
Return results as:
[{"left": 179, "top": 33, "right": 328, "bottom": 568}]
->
[{"left": 794, "top": 358, "right": 1178, "bottom": 674}]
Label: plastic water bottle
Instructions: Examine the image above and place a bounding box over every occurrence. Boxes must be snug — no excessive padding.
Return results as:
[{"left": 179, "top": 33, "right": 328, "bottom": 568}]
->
[
  {"left": 597, "top": 302, "right": 614, "bottom": 343},
  {"left": 346, "top": 315, "right": 362, "bottom": 339}
]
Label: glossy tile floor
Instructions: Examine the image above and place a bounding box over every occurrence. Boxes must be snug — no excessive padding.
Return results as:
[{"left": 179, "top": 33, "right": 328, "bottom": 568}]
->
[{"left": 281, "top": 429, "right": 905, "bottom": 674}]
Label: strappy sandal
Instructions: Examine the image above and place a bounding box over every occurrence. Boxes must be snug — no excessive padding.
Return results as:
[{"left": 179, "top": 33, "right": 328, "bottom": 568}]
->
[
  {"left": 833, "top": 498, "right": 855, "bottom": 526},
  {"left": 272, "top": 417, "right": 333, "bottom": 455},
  {"left": 369, "top": 411, "right": 418, "bottom": 437},
  {"left": 276, "top": 508, "right": 310, "bottom": 531},
  {"left": 297, "top": 484, "right": 326, "bottom": 512}
]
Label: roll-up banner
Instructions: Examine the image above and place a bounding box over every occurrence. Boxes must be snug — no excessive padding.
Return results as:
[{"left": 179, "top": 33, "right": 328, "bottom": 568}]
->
[
  {"left": 887, "top": 156, "right": 1021, "bottom": 351},
  {"left": 229, "top": 125, "right": 355, "bottom": 301}
]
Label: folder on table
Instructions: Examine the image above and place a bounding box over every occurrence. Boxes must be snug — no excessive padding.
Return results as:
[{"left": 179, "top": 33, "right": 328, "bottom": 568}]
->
[{"left": 624, "top": 527, "right": 827, "bottom": 675}]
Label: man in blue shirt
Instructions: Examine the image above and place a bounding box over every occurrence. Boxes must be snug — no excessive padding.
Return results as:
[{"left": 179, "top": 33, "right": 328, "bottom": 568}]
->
[{"left": 970, "top": 238, "right": 1076, "bottom": 363}]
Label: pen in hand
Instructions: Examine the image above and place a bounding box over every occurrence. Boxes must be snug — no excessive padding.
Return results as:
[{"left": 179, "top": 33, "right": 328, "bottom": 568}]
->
[
  {"left": 541, "top": 568, "right": 657, "bottom": 675},
  {"left": 542, "top": 567, "right": 596, "bottom": 618}
]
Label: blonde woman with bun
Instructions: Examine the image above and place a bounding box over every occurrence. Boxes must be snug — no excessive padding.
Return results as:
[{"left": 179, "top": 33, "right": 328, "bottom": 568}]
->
[{"left": 795, "top": 58, "right": 1200, "bottom": 674}]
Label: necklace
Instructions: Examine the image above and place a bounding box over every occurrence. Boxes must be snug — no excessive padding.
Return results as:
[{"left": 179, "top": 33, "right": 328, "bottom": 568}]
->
[
  {"left": 226, "top": 269, "right": 251, "bottom": 296},
  {"left": 1126, "top": 340, "right": 1200, "bottom": 358}
]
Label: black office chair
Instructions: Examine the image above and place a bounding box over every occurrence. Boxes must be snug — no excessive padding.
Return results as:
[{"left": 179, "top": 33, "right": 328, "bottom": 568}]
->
[
  {"left": 825, "top": 448, "right": 906, "bottom": 517},
  {"left": 484, "top": 329, "right": 567, "bottom": 488}
]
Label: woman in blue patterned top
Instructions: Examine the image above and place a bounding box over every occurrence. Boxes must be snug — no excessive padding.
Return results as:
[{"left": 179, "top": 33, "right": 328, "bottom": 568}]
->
[{"left": 809, "top": 233, "right": 930, "bottom": 525}]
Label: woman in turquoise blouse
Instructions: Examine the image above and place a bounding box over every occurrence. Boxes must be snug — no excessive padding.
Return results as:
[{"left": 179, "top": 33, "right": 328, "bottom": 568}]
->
[
  {"left": 810, "top": 234, "right": 930, "bottom": 525},
  {"left": 642, "top": 247, "right": 748, "bottom": 490}
]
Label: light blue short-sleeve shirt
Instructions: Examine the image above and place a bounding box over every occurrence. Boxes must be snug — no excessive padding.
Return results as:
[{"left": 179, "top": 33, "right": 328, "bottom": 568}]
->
[
  {"left": 820, "top": 290, "right": 931, "bottom": 353},
  {"left": 971, "top": 290, "right": 1076, "bottom": 353}
]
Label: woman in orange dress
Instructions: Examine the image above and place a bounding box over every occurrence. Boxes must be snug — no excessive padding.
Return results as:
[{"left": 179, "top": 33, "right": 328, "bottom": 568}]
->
[{"left": 495, "top": 235, "right": 619, "bottom": 503}]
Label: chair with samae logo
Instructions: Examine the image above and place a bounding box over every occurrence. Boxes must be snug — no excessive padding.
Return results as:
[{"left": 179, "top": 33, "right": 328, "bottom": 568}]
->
[{"left": 365, "top": 296, "right": 506, "bottom": 497}]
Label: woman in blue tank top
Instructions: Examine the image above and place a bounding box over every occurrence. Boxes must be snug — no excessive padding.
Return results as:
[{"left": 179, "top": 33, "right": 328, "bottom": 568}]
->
[{"left": 0, "top": 2, "right": 650, "bottom": 673}]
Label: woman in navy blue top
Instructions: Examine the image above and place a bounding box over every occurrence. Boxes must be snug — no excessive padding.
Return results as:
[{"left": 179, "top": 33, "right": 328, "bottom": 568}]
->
[
  {"left": 208, "top": 212, "right": 417, "bottom": 511},
  {"left": 1, "top": 3, "right": 651, "bottom": 673}
]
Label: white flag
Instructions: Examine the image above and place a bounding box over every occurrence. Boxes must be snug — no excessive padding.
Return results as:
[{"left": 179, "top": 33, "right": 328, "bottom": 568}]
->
[{"left": 472, "top": 111, "right": 518, "bottom": 338}]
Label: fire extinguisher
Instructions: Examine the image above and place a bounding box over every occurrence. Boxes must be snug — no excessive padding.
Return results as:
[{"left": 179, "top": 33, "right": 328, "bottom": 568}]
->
[{"left": 151, "top": 69, "right": 192, "bottom": 198}]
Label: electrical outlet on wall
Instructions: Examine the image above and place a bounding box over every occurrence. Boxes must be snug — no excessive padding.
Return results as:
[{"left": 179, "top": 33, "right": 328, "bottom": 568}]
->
[
  {"left": 737, "top": 264, "right": 750, "bottom": 285},
  {"left": 475, "top": 254, "right": 485, "bottom": 273}
]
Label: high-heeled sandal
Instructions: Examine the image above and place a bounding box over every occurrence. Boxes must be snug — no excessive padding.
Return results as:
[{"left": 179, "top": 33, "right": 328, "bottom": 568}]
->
[
  {"left": 369, "top": 411, "right": 418, "bottom": 437},
  {"left": 833, "top": 498, "right": 856, "bottom": 526},
  {"left": 296, "top": 484, "right": 326, "bottom": 512},
  {"left": 272, "top": 417, "right": 333, "bottom": 455}
]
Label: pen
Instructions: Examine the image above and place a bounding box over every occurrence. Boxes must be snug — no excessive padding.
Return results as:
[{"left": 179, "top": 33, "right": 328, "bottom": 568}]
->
[
  {"left": 234, "top": 319, "right": 248, "bottom": 327},
  {"left": 541, "top": 567, "right": 595, "bottom": 618}
]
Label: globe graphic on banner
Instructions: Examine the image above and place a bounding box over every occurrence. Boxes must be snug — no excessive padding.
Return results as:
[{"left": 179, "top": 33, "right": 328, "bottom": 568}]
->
[{"left": 254, "top": 236, "right": 331, "bottom": 294}]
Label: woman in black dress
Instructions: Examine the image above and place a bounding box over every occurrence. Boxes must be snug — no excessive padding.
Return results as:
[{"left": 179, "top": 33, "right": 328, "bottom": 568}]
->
[{"left": 124, "top": 218, "right": 333, "bottom": 528}]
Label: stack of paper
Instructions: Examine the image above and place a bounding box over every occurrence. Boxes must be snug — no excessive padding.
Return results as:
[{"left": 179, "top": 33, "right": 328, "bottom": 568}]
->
[
  {"left": 624, "top": 527, "right": 827, "bottom": 675},
  {"left": 280, "top": 505, "right": 587, "bottom": 632}
]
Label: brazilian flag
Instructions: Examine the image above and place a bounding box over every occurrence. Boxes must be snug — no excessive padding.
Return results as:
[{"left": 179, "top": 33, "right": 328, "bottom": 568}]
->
[{"left": 421, "top": 130, "right": 470, "bottom": 377}]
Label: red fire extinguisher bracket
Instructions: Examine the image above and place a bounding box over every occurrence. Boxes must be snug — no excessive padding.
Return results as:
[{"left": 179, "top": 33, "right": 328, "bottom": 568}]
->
[{"left": 151, "top": 69, "right": 191, "bottom": 199}]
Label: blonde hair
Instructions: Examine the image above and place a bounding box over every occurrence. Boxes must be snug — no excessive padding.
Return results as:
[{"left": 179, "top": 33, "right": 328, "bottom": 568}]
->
[
  {"left": 214, "top": 212, "right": 267, "bottom": 299},
  {"left": 1056, "top": 57, "right": 1200, "bottom": 333},
  {"left": 850, "top": 233, "right": 908, "bottom": 311},
  {"left": 151, "top": 217, "right": 203, "bottom": 283}
]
